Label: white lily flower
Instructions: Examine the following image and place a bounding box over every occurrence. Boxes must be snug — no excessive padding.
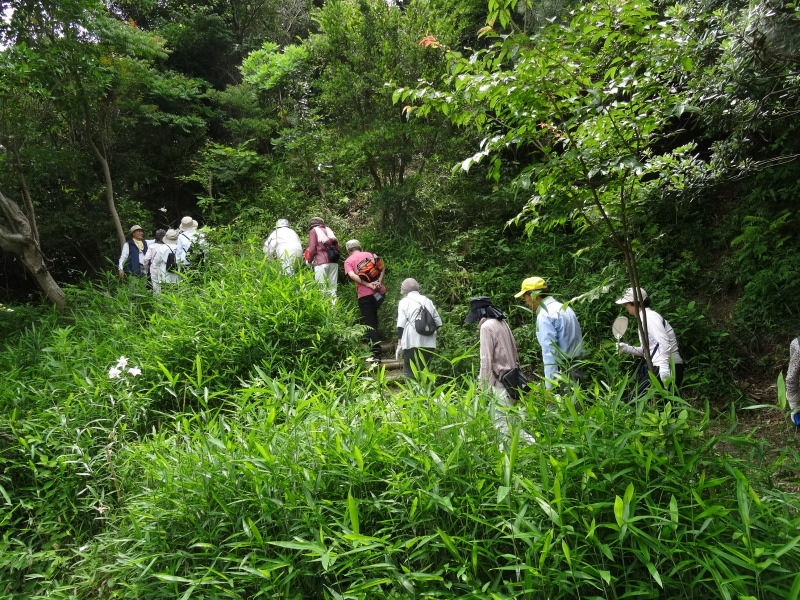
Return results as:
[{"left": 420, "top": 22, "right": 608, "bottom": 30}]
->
[
  {"left": 127, "top": 367, "right": 142, "bottom": 377},
  {"left": 108, "top": 367, "right": 122, "bottom": 379},
  {"left": 116, "top": 356, "right": 129, "bottom": 368}
]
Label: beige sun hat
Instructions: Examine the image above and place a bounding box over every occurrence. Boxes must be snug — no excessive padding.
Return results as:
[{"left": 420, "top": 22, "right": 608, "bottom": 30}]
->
[
  {"left": 179, "top": 216, "right": 198, "bottom": 231},
  {"left": 615, "top": 287, "right": 648, "bottom": 304}
]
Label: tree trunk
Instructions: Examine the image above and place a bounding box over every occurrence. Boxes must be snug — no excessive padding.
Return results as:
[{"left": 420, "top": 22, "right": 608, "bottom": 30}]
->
[
  {"left": 86, "top": 136, "right": 125, "bottom": 246},
  {"left": 0, "top": 189, "right": 65, "bottom": 309},
  {"left": 5, "top": 140, "right": 41, "bottom": 245},
  {"left": 620, "top": 238, "right": 654, "bottom": 374}
]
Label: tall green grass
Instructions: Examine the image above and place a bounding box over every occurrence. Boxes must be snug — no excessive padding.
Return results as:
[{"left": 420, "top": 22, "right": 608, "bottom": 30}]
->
[
  {"left": 1, "top": 236, "right": 798, "bottom": 599},
  {"left": 38, "top": 375, "right": 800, "bottom": 600}
]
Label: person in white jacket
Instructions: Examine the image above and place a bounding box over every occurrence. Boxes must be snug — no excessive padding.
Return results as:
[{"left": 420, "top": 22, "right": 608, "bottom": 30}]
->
[
  {"left": 785, "top": 335, "right": 800, "bottom": 425},
  {"left": 396, "top": 278, "right": 443, "bottom": 380},
  {"left": 143, "top": 229, "right": 166, "bottom": 291},
  {"left": 615, "top": 287, "right": 684, "bottom": 389},
  {"left": 263, "top": 219, "right": 303, "bottom": 274},
  {"left": 152, "top": 229, "right": 182, "bottom": 294}
]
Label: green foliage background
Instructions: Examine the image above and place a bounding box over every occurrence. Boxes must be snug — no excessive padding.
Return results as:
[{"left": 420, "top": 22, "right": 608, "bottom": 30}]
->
[{"left": 2, "top": 0, "right": 800, "bottom": 597}]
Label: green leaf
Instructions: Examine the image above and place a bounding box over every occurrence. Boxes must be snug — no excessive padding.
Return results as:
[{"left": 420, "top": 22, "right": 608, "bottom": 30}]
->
[
  {"left": 614, "top": 495, "right": 624, "bottom": 527},
  {"left": 437, "top": 528, "right": 461, "bottom": 561},
  {"left": 646, "top": 561, "right": 663, "bottom": 588},
  {"left": 348, "top": 489, "right": 360, "bottom": 536}
]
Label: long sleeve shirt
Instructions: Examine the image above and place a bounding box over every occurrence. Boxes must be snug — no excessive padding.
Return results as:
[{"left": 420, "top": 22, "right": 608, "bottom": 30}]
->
[
  {"left": 536, "top": 296, "right": 584, "bottom": 389},
  {"left": 264, "top": 227, "right": 303, "bottom": 260},
  {"left": 152, "top": 243, "right": 181, "bottom": 284},
  {"left": 396, "top": 291, "right": 443, "bottom": 350},
  {"left": 786, "top": 337, "right": 800, "bottom": 414},
  {"left": 143, "top": 242, "right": 161, "bottom": 276},
  {"left": 306, "top": 226, "right": 336, "bottom": 266},
  {"left": 618, "top": 307, "right": 683, "bottom": 380},
  {"left": 479, "top": 317, "right": 519, "bottom": 389},
  {"left": 176, "top": 230, "right": 198, "bottom": 265}
]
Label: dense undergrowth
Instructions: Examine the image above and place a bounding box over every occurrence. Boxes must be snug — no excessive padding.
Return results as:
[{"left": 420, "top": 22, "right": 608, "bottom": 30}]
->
[{"left": 1, "top": 238, "right": 799, "bottom": 599}]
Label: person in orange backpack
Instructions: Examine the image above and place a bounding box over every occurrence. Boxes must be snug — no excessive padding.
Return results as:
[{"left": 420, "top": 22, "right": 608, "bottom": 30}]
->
[{"left": 344, "top": 239, "right": 386, "bottom": 361}]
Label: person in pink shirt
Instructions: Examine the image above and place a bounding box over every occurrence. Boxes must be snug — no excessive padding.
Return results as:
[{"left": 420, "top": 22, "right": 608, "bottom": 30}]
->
[
  {"left": 343, "top": 239, "right": 386, "bottom": 360},
  {"left": 305, "top": 216, "right": 339, "bottom": 298}
]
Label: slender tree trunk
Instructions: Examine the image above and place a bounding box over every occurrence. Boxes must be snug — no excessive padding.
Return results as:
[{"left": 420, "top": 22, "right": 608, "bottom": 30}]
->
[
  {"left": 86, "top": 135, "right": 125, "bottom": 246},
  {"left": 0, "top": 189, "right": 65, "bottom": 309},
  {"left": 620, "top": 239, "right": 654, "bottom": 373},
  {"left": 5, "top": 142, "right": 41, "bottom": 244}
]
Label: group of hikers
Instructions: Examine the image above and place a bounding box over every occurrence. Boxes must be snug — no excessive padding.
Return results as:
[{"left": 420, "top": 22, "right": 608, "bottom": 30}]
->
[
  {"left": 258, "top": 217, "right": 686, "bottom": 396},
  {"left": 117, "top": 216, "right": 205, "bottom": 294},
  {"left": 119, "top": 214, "right": 800, "bottom": 431},
  {"left": 263, "top": 217, "right": 441, "bottom": 380}
]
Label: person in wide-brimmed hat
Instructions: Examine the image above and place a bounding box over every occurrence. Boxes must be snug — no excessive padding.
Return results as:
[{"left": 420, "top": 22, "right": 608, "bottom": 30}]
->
[
  {"left": 176, "top": 216, "right": 200, "bottom": 267},
  {"left": 117, "top": 224, "right": 148, "bottom": 279},
  {"left": 151, "top": 229, "right": 182, "bottom": 294},
  {"left": 614, "top": 287, "right": 684, "bottom": 390},
  {"left": 465, "top": 296, "right": 535, "bottom": 445},
  {"left": 515, "top": 276, "right": 584, "bottom": 391}
]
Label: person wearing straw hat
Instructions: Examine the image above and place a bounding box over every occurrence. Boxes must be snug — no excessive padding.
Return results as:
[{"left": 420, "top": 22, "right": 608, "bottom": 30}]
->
[
  {"left": 615, "top": 287, "right": 684, "bottom": 389},
  {"left": 263, "top": 219, "right": 303, "bottom": 274},
  {"left": 515, "top": 276, "right": 584, "bottom": 391},
  {"left": 117, "top": 224, "right": 149, "bottom": 278},
  {"left": 152, "top": 229, "right": 182, "bottom": 294},
  {"left": 176, "top": 216, "right": 204, "bottom": 268},
  {"left": 465, "top": 296, "right": 536, "bottom": 444}
]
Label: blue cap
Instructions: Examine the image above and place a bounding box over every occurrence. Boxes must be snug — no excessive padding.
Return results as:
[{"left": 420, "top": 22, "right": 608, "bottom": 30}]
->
[{"left": 793, "top": 412, "right": 800, "bottom": 427}]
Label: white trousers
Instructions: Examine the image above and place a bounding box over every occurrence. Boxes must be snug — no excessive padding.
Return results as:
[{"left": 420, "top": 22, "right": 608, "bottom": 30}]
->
[
  {"left": 490, "top": 386, "right": 536, "bottom": 445},
  {"left": 314, "top": 263, "right": 338, "bottom": 298}
]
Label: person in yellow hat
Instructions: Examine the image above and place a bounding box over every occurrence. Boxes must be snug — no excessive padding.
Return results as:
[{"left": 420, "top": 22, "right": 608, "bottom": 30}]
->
[{"left": 515, "top": 277, "right": 584, "bottom": 390}]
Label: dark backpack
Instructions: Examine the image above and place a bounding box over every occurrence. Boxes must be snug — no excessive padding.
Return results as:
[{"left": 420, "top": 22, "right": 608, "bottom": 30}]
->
[
  {"left": 413, "top": 299, "right": 439, "bottom": 335},
  {"left": 165, "top": 247, "right": 179, "bottom": 273},
  {"left": 494, "top": 367, "right": 531, "bottom": 401},
  {"left": 356, "top": 254, "right": 384, "bottom": 283},
  {"left": 324, "top": 239, "right": 340, "bottom": 263}
]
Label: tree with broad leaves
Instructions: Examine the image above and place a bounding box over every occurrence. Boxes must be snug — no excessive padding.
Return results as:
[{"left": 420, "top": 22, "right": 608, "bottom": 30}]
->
[{"left": 396, "top": 0, "right": 715, "bottom": 373}]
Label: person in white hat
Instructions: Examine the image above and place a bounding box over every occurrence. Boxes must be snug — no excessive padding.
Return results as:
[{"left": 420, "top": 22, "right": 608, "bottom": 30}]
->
[
  {"left": 514, "top": 276, "right": 584, "bottom": 391},
  {"left": 117, "top": 224, "right": 148, "bottom": 279},
  {"left": 176, "top": 216, "right": 202, "bottom": 267},
  {"left": 263, "top": 219, "right": 303, "bottom": 274},
  {"left": 152, "top": 229, "right": 182, "bottom": 294},
  {"left": 615, "top": 287, "right": 684, "bottom": 388}
]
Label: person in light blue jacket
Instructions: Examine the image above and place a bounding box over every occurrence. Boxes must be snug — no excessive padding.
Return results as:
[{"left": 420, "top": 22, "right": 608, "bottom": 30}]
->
[{"left": 515, "top": 276, "right": 584, "bottom": 390}]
